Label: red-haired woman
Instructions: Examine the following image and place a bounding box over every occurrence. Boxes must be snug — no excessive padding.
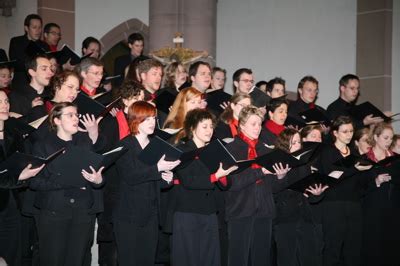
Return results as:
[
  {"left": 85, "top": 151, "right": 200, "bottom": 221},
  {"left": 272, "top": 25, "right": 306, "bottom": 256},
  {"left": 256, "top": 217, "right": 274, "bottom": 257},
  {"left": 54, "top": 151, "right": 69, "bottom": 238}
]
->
[{"left": 113, "top": 101, "right": 180, "bottom": 266}]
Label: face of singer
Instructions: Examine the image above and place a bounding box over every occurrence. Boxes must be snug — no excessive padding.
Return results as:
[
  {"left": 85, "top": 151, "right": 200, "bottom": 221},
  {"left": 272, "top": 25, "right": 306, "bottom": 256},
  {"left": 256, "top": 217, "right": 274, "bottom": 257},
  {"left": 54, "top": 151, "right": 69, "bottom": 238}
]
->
[
  {"left": 0, "top": 91, "right": 10, "bottom": 121},
  {"left": 29, "top": 57, "right": 54, "bottom": 87},
  {"left": 340, "top": 79, "right": 359, "bottom": 103},
  {"left": 289, "top": 133, "right": 302, "bottom": 153},
  {"left": 54, "top": 75, "right": 80, "bottom": 102},
  {"left": 268, "top": 103, "right": 288, "bottom": 126},
  {"left": 334, "top": 123, "right": 354, "bottom": 145},
  {"left": 303, "top": 129, "right": 322, "bottom": 143},
  {"left": 299, "top": 81, "right": 318, "bottom": 104},
  {"left": 355, "top": 133, "right": 370, "bottom": 155},
  {"left": 231, "top": 98, "right": 251, "bottom": 120},
  {"left": 240, "top": 114, "right": 262, "bottom": 140},
  {"left": 138, "top": 116, "right": 156, "bottom": 136},
  {"left": 392, "top": 139, "right": 400, "bottom": 154},
  {"left": 374, "top": 128, "right": 394, "bottom": 151},
  {"left": 234, "top": 73, "right": 254, "bottom": 94},
  {"left": 0, "top": 68, "right": 12, "bottom": 89},
  {"left": 141, "top": 67, "right": 162, "bottom": 93},
  {"left": 185, "top": 95, "right": 202, "bottom": 113},
  {"left": 192, "top": 118, "right": 214, "bottom": 144},
  {"left": 211, "top": 70, "right": 226, "bottom": 90},
  {"left": 55, "top": 106, "right": 79, "bottom": 136},
  {"left": 268, "top": 83, "right": 285, "bottom": 99},
  {"left": 191, "top": 64, "right": 211, "bottom": 92}
]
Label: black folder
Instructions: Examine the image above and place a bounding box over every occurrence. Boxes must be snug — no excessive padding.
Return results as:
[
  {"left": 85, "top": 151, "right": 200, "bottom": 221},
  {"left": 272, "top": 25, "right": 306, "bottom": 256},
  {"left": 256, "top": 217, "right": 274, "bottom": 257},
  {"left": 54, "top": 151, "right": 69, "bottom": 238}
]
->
[
  {"left": 198, "top": 139, "right": 254, "bottom": 174},
  {"left": 299, "top": 107, "right": 331, "bottom": 125},
  {"left": 57, "top": 44, "right": 92, "bottom": 65},
  {"left": 333, "top": 154, "right": 374, "bottom": 168},
  {"left": 154, "top": 89, "right": 176, "bottom": 114},
  {"left": 153, "top": 128, "right": 181, "bottom": 141},
  {"left": 255, "top": 149, "right": 306, "bottom": 173},
  {"left": 74, "top": 92, "right": 119, "bottom": 119},
  {"left": 288, "top": 172, "right": 327, "bottom": 193},
  {"left": 206, "top": 89, "right": 232, "bottom": 115},
  {"left": 0, "top": 148, "right": 65, "bottom": 175},
  {"left": 349, "top": 101, "right": 400, "bottom": 122}
]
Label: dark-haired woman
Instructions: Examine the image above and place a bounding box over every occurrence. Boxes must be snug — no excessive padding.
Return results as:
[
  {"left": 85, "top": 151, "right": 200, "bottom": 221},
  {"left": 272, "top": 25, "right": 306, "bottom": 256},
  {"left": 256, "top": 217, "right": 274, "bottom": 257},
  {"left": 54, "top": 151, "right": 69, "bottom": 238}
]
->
[
  {"left": 113, "top": 101, "right": 180, "bottom": 266},
  {"left": 224, "top": 106, "right": 290, "bottom": 266},
  {"left": 260, "top": 98, "right": 288, "bottom": 147},
  {"left": 273, "top": 128, "right": 327, "bottom": 266},
  {"left": 171, "top": 108, "right": 237, "bottom": 266},
  {"left": 28, "top": 102, "right": 105, "bottom": 266}
]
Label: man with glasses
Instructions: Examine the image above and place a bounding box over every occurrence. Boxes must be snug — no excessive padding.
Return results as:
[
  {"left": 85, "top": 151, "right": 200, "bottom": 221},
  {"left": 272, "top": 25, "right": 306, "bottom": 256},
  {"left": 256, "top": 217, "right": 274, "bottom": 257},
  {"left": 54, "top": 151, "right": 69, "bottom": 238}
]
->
[
  {"left": 75, "top": 57, "right": 108, "bottom": 101},
  {"left": 43, "top": 23, "right": 62, "bottom": 52},
  {"left": 232, "top": 68, "right": 268, "bottom": 115}
]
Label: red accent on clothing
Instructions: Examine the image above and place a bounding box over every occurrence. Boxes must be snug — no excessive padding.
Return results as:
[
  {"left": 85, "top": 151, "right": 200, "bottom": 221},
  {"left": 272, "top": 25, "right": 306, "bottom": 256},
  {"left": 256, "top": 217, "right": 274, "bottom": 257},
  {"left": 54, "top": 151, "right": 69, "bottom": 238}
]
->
[
  {"left": 80, "top": 85, "right": 96, "bottom": 96},
  {"left": 265, "top": 119, "right": 285, "bottom": 136},
  {"left": 210, "top": 173, "right": 218, "bottom": 183},
  {"left": 173, "top": 179, "right": 180, "bottom": 185},
  {"left": 309, "top": 102, "right": 315, "bottom": 109},
  {"left": 218, "top": 176, "right": 228, "bottom": 186},
  {"left": 238, "top": 132, "right": 261, "bottom": 169},
  {"left": 256, "top": 179, "right": 263, "bottom": 184},
  {"left": 115, "top": 111, "right": 130, "bottom": 140},
  {"left": 229, "top": 119, "right": 239, "bottom": 137},
  {"left": 0, "top": 87, "right": 11, "bottom": 95},
  {"left": 49, "top": 45, "right": 58, "bottom": 52},
  {"left": 45, "top": 101, "right": 54, "bottom": 113},
  {"left": 366, "top": 148, "right": 394, "bottom": 164}
]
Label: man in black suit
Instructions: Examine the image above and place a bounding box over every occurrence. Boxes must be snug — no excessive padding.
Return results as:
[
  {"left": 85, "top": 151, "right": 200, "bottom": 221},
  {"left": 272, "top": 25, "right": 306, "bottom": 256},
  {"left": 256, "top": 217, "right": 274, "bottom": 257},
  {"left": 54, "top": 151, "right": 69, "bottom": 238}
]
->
[
  {"left": 113, "top": 33, "right": 145, "bottom": 87},
  {"left": 8, "top": 14, "right": 48, "bottom": 90}
]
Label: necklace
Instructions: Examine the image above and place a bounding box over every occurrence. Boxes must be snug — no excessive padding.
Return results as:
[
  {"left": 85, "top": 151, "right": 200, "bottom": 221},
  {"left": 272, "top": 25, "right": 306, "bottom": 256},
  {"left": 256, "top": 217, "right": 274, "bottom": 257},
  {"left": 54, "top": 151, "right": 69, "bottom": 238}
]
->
[{"left": 339, "top": 146, "right": 349, "bottom": 155}]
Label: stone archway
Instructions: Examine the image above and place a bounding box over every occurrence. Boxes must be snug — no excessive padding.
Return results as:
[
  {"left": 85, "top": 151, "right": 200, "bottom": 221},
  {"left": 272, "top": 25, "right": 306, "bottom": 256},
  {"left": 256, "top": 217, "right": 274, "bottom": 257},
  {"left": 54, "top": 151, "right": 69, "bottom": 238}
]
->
[{"left": 99, "top": 18, "right": 149, "bottom": 75}]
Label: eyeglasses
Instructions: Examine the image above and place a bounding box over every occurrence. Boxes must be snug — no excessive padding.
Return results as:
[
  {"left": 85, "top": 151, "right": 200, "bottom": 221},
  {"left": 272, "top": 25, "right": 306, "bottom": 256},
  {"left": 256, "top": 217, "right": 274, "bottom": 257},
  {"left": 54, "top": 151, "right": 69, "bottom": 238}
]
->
[
  {"left": 240, "top": 79, "right": 254, "bottom": 84},
  {"left": 49, "top": 31, "right": 62, "bottom": 37},
  {"left": 61, "top": 112, "right": 81, "bottom": 119},
  {"left": 87, "top": 71, "right": 103, "bottom": 77}
]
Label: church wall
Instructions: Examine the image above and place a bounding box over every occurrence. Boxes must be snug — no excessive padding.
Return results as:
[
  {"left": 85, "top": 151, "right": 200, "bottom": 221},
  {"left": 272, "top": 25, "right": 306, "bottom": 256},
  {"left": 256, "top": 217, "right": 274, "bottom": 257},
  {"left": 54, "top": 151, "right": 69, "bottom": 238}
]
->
[
  {"left": 216, "top": 0, "right": 357, "bottom": 108},
  {"left": 392, "top": 0, "right": 400, "bottom": 132}
]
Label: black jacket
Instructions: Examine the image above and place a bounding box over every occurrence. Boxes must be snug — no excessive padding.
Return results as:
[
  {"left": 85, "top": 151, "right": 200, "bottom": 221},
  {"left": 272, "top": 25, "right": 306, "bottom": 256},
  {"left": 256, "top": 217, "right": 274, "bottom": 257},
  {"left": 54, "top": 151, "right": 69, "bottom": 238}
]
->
[
  {"left": 224, "top": 137, "right": 288, "bottom": 221},
  {"left": 113, "top": 135, "right": 169, "bottom": 226}
]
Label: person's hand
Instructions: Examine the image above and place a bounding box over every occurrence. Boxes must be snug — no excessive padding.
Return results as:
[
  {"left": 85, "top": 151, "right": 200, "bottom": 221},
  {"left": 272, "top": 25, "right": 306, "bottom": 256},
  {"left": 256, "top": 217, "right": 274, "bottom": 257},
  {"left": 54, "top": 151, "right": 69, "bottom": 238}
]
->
[
  {"left": 103, "top": 83, "right": 112, "bottom": 92},
  {"left": 363, "top": 114, "right": 384, "bottom": 126},
  {"left": 287, "top": 124, "right": 299, "bottom": 131},
  {"left": 161, "top": 170, "right": 173, "bottom": 183},
  {"left": 214, "top": 163, "right": 238, "bottom": 179},
  {"left": 354, "top": 162, "right": 373, "bottom": 171},
  {"left": 219, "top": 101, "right": 229, "bottom": 110},
  {"left": 79, "top": 114, "right": 100, "bottom": 143},
  {"left": 82, "top": 166, "right": 104, "bottom": 184},
  {"left": 31, "top": 97, "right": 44, "bottom": 107},
  {"left": 109, "top": 107, "right": 119, "bottom": 117},
  {"left": 62, "top": 58, "right": 74, "bottom": 71},
  {"left": 304, "top": 183, "right": 329, "bottom": 197},
  {"left": 320, "top": 124, "right": 330, "bottom": 134},
  {"left": 18, "top": 164, "right": 45, "bottom": 181},
  {"left": 272, "top": 163, "right": 291, "bottom": 179},
  {"left": 157, "top": 155, "right": 181, "bottom": 172},
  {"left": 375, "top": 173, "right": 391, "bottom": 187},
  {"left": 9, "top": 112, "right": 22, "bottom": 118}
]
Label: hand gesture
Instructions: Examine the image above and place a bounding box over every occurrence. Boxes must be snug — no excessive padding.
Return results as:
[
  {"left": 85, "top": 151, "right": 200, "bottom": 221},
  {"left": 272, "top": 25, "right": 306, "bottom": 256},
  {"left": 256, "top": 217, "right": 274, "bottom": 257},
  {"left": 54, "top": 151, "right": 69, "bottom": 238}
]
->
[
  {"left": 272, "top": 163, "right": 291, "bottom": 179},
  {"left": 375, "top": 173, "right": 391, "bottom": 187},
  {"left": 157, "top": 155, "right": 181, "bottom": 172},
  {"left": 354, "top": 162, "right": 373, "bottom": 171},
  {"left": 79, "top": 114, "right": 100, "bottom": 143},
  {"left": 363, "top": 114, "right": 384, "bottom": 126},
  {"left": 214, "top": 163, "right": 238, "bottom": 179},
  {"left": 82, "top": 166, "right": 104, "bottom": 184},
  {"left": 18, "top": 164, "right": 45, "bottom": 181},
  {"left": 161, "top": 170, "right": 173, "bottom": 183},
  {"left": 219, "top": 101, "right": 229, "bottom": 110},
  {"left": 304, "top": 183, "right": 329, "bottom": 197},
  {"left": 31, "top": 97, "right": 44, "bottom": 107}
]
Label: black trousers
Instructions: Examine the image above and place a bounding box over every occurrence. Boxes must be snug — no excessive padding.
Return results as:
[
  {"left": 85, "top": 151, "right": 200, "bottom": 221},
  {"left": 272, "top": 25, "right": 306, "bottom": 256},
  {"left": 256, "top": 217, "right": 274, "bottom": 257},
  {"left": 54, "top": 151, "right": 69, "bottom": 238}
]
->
[
  {"left": 113, "top": 215, "right": 158, "bottom": 266},
  {"left": 0, "top": 196, "right": 21, "bottom": 266},
  {"left": 227, "top": 216, "right": 273, "bottom": 266},
  {"left": 172, "top": 212, "right": 220, "bottom": 266},
  {"left": 36, "top": 207, "right": 96, "bottom": 266},
  {"left": 321, "top": 201, "right": 362, "bottom": 266},
  {"left": 274, "top": 220, "right": 323, "bottom": 266},
  {"left": 97, "top": 222, "right": 118, "bottom": 266}
]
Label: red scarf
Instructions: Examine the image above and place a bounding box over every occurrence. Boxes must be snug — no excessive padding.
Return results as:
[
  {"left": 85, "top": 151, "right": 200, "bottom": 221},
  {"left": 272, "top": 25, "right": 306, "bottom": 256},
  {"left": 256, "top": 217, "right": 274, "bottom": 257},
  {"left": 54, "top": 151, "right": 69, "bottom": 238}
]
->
[
  {"left": 238, "top": 132, "right": 261, "bottom": 169},
  {"left": 116, "top": 110, "right": 130, "bottom": 140},
  {"left": 366, "top": 148, "right": 394, "bottom": 163},
  {"left": 265, "top": 119, "right": 285, "bottom": 136},
  {"left": 229, "top": 119, "right": 239, "bottom": 137},
  {"left": 80, "top": 85, "right": 96, "bottom": 96},
  {"left": 45, "top": 101, "right": 54, "bottom": 113},
  {"left": 309, "top": 102, "right": 315, "bottom": 109},
  {"left": 49, "top": 45, "right": 58, "bottom": 52}
]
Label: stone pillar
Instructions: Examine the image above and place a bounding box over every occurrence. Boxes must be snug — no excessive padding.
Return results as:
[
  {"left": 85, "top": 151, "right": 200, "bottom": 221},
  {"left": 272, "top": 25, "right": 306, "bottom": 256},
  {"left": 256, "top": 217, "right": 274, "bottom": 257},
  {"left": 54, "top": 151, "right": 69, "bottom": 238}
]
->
[
  {"left": 37, "top": 0, "right": 75, "bottom": 49},
  {"left": 356, "top": 0, "right": 392, "bottom": 110},
  {"left": 149, "top": 0, "right": 216, "bottom": 58}
]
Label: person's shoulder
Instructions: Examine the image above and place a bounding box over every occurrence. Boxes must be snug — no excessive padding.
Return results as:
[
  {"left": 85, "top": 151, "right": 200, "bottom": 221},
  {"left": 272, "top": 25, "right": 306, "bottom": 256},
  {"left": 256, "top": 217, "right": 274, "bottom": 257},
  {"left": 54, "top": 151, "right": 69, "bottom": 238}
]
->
[{"left": 10, "top": 35, "right": 27, "bottom": 44}]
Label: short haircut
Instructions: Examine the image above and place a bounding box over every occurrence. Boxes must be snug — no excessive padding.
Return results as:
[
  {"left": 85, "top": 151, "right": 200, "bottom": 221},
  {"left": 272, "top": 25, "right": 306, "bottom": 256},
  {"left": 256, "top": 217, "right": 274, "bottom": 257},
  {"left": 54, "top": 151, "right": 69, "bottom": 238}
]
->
[
  {"left": 43, "top": 23, "right": 60, "bottom": 33},
  {"left": 24, "top": 14, "right": 42, "bottom": 27},
  {"left": 118, "top": 80, "right": 144, "bottom": 100},
  {"left": 137, "top": 59, "right": 163, "bottom": 75},
  {"left": 75, "top": 57, "right": 103, "bottom": 74},
  {"left": 183, "top": 109, "right": 216, "bottom": 141},
  {"left": 266, "top": 77, "right": 285, "bottom": 92},
  {"left": 297, "top": 75, "right": 318, "bottom": 89},
  {"left": 25, "top": 54, "right": 49, "bottom": 73},
  {"left": 339, "top": 74, "right": 360, "bottom": 87},
  {"left": 232, "top": 68, "right": 252, "bottom": 82},
  {"left": 238, "top": 105, "right": 264, "bottom": 130},
  {"left": 188, "top": 61, "right": 211, "bottom": 79},
  {"left": 128, "top": 32, "right": 144, "bottom": 44},
  {"left": 212, "top": 67, "right": 226, "bottom": 77},
  {"left": 50, "top": 70, "right": 81, "bottom": 97},
  {"left": 49, "top": 102, "right": 77, "bottom": 131},
  {"left": 81, "top": 37, "right": 100, "bottom": 52},
  {"left": 127, "top": 101, "right": 156, "bottom": 135},
  {"left": 266, "top": 97, "right": 289, "bottom": 114}
]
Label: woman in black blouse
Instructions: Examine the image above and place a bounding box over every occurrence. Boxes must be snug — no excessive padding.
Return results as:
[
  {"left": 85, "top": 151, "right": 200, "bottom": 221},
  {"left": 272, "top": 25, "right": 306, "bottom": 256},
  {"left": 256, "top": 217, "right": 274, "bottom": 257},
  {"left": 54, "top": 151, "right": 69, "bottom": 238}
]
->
[
  {"left": 171, "top": 108, "right": 237, "bottom": 266},
  {"left": 113, "top": 101, "right": 180, "bottom": 266}
]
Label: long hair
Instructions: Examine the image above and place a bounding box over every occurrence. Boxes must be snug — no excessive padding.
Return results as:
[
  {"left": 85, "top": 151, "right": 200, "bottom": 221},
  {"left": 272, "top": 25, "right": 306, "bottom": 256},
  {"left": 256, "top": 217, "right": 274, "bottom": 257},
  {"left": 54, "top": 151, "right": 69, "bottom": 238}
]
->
[
  {"left": 275, "top": 128, "right": 300, "bottom": 153},
  {"left": 369, "top": 122, "right": 393, "bottom": 147},
  {"left": 163, "top": 87, "right": 203, "bottom": 129},
  {"left": 219, "top": 92, "right": 251, "bottom": 124}
]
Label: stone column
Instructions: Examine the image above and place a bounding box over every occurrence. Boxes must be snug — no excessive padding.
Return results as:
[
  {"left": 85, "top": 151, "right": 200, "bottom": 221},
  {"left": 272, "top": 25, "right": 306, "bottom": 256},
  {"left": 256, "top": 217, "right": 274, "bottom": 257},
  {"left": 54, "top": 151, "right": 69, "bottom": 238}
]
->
[
  {"left": 149, "top": 0, "right": 216, "bottom": 58},
  {"left": 356, "top": 0, "right": 392, "bottom": 110},
  {"left": 38, "top": 0, "right": 75, "bottom": 48}
]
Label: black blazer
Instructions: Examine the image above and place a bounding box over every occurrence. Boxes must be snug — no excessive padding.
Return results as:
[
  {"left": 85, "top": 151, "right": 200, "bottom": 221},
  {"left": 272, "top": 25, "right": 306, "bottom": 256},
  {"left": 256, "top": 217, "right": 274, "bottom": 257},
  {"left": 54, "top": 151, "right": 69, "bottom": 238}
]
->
[
  {"left": 113, "top": 135, "right": 169, "bottom": 226},
  {"left": 27, "top": 133, "right": 104, "bottom": 214},
  {"left": 113, "top": 54, "right": 132, "bottom": 87},
  {"left": 224, "top": 137, "right": 288, "bottom": 221},
  {"left": 0, "top": 119, "right": 26, "bottom": 210}
]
